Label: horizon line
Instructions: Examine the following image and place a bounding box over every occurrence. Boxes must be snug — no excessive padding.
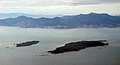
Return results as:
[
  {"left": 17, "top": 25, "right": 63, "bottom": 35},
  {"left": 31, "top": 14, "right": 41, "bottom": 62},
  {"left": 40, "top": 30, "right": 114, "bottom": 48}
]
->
[{"left": 0, "top": 12, "right": 119, "bottom": 16}]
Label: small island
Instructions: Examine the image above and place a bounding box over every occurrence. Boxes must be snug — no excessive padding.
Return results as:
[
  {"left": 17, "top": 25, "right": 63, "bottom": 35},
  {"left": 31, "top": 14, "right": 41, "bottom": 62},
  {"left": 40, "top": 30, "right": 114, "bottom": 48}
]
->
[
  {"left": 48, "top": 40, "right": 108, "bottom": 54},
  {"left": 16, "top": 41, "right": 39, "bottom": 47}
]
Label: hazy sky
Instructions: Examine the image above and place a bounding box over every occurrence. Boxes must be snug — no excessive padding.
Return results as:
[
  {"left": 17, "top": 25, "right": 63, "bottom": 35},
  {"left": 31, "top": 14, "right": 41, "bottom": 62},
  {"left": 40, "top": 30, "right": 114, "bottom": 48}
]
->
[{"left": 0, "top": 0, "right": 120, "bottom": 15}]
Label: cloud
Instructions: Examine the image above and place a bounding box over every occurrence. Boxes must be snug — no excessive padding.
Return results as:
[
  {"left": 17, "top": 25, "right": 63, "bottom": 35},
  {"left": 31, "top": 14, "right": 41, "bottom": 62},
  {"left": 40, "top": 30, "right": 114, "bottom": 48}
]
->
[
  {"left": 0, "top": 0, "right": 120, "bottom": 15},
  {"left": 0, "top": 0, "right": 120, "bottom": 7},
  {"left": 65, "top": 0, "right": 120, "bottom": 5}
]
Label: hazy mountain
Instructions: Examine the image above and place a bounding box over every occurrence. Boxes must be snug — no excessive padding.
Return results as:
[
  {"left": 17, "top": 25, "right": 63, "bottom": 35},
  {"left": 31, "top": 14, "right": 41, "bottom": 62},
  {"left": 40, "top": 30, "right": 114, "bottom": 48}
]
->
[
  {"left": 0, "top": 13, "right": 119, "bottom": 28},
  {"left": 0, "top": 13, "right": 63, "bottom": 19}
]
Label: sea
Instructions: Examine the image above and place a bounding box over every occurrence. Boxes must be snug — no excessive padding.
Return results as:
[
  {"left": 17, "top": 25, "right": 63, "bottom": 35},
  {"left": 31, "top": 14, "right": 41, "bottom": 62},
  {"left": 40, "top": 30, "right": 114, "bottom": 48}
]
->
[{"left": 0, "top": 26, "right": 120, "bottom": 65}]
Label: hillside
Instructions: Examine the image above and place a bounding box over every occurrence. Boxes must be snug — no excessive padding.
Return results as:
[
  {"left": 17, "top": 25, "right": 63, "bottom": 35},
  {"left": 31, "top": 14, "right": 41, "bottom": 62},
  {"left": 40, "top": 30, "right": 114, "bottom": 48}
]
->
[{"left": 0, "top": 13, "right": 119, "bottom": 28}]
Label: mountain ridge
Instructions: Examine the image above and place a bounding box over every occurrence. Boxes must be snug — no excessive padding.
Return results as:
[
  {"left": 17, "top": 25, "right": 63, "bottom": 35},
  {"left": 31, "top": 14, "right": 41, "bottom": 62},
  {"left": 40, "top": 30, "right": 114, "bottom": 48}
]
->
[
  {"left": 0, "top": 13, "right": 63, "bottom": 19},
  {"left": 0, "top": 13, "right": 120, "bottom": 29}
]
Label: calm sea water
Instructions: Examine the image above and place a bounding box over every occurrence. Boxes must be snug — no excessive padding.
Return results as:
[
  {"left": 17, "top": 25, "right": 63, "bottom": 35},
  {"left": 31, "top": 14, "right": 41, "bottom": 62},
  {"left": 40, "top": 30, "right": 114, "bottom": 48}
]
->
[{"left": 0, "top": 26, "right": 120, "bottom": 65}]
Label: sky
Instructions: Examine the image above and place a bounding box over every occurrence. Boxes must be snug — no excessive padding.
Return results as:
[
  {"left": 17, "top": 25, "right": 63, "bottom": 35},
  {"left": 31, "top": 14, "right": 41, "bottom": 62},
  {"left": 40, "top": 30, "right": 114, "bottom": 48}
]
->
[{"left": 0, "top": 0, "right": 120, "bottom": 15}]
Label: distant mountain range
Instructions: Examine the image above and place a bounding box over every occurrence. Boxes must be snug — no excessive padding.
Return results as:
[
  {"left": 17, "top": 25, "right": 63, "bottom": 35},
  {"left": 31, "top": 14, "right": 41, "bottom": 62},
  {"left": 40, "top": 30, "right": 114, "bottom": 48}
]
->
[
  {"left": 0, "top": 13, "right": 120, "bottom": 29},
  {"left": 0, "top": 13, "right": 63, "bottom": 19}
]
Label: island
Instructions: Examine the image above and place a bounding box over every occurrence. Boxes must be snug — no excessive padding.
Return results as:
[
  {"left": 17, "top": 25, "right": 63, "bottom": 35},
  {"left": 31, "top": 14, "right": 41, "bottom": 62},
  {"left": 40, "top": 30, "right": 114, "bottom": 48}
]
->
[
  {"left": 16, "top": 41, "right": 39, "bottom": 47},
  {"left": 48, "top": 40, "right": 108, "bottom": 54}
]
